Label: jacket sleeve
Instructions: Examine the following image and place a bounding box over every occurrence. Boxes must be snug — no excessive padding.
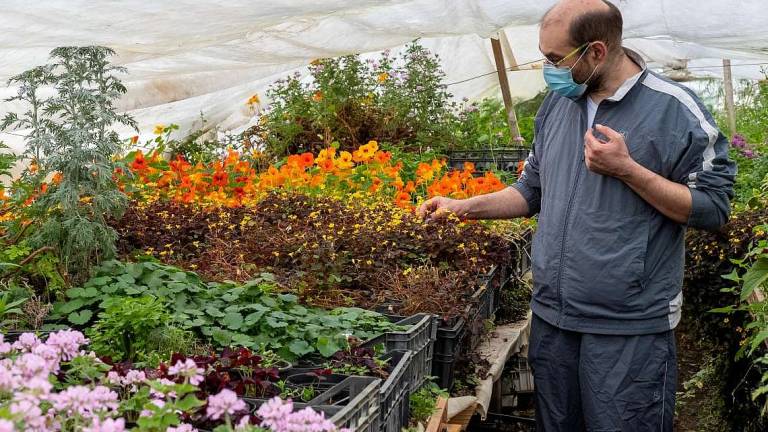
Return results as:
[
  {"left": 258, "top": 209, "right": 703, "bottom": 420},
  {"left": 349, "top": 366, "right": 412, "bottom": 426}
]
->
[
  {"left": 512, "top": 148, "right": 542, "bottom": 216},
  {"left": 512, "top": 94, "right": 555, "bottom": 216},
  {"left": 670, "top": 118, "right": 736, "bottom": 231}
]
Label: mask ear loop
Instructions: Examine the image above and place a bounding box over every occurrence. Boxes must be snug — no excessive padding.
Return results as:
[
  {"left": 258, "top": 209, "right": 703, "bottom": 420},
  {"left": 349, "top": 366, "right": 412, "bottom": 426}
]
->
[{"left": 571, "top": 42, "right": 601, "bottom": 86}]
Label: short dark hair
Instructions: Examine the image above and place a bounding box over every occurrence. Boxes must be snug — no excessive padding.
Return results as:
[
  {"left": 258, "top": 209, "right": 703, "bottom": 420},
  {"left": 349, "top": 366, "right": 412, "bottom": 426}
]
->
[{"left": 569, "top": 0, "right": 623, "bottom": 52}]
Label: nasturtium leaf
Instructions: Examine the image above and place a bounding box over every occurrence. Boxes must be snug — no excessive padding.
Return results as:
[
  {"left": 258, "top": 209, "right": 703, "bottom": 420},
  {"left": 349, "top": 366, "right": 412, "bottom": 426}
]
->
[
  {"left": 288, "top": 339, "right": 313, "bottom": 356},
  {"left": 68, "top": 310, "right": 93, "bottom": 325},
  {"left": 222, "top": 312, "right": 243, "bottom": 330}
]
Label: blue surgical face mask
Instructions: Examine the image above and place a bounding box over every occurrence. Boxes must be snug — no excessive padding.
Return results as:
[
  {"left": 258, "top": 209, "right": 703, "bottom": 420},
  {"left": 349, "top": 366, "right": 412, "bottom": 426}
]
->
[{"left": 542, "top": 44, "right": 598, "bottom": 99}]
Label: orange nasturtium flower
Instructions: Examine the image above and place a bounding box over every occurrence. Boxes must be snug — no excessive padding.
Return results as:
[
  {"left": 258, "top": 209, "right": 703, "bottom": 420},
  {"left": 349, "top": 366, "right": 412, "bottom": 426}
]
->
[
  {"left": 377, "top": 72, "right": 389, "bottom": 83},
  {"left": 374, "top": 150, "right": 392, "bottom": 164},
  {"left": 212, "top": 170, "right": 228, "bottom": 188},
  {"left": 299, "top": 152, "right": 315, "bottom": 168},
  {"left": 318, "top": 158, "right": 335, "bottom": 172},
  {"left": 130, "top": 135, "right": 139, "bottom": 145},
  {"left": 312, "top": 91, "right": 323, "bottom": 102},
  {"left": 130, "top": 151, "right": 148, "bottom": 172},
  {"left": 52, "top": 172, "right": 63, "bottom": 185}
]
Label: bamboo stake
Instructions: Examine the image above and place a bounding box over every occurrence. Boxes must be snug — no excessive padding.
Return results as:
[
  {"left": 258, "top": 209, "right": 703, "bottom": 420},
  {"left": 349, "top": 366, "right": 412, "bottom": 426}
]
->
[
  {"left": 722, "top": 59, "right": 737, "bottom": 137},
  {"left": 490, "top": 35, "right": 522, "bottom": 143}
]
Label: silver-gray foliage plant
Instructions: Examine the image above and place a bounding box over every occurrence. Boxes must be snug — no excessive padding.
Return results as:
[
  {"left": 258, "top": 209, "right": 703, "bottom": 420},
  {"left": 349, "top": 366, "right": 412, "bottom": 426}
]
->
[{"left": 1, "top": 46, "right": 137, "bottom": 277}]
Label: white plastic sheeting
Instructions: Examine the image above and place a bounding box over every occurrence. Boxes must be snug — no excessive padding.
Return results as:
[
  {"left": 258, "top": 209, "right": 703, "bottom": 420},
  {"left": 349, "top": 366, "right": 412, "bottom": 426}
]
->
[{"left": 1, "top": 0, "right": 768, "bottom": 150}]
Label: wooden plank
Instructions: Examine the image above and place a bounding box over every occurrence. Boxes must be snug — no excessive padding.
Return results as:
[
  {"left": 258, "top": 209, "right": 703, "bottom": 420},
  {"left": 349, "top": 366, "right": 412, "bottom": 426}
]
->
[
  {"left": 490, "top": 36, "right": 522, "bottom": 142},
  {"left": 722, "top": 59, "right": 737, "bottom": 137},
  {"left": 449, "top": 401, "right": 477, "bottom": 430},
  {"left": 425, "top": 397, "right": 449, "bottom": 432}
]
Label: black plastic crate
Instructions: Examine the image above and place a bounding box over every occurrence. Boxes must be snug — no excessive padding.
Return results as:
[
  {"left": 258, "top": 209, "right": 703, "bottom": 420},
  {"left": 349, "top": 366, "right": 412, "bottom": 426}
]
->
[
  {"left": 363, "top": 313, "right": 437, "bottom": 392},
  {"left": 431, "top": 317, "right": 467, "bottom": 389},
  {"left": 380, "top": 350, "right": 412, "bottom": 432},
  {"left": 309, "top": 376, "right": 382, "bottom": 432},
  {"left": 447, "top": 147, "right": 530, "bottom": 173}
]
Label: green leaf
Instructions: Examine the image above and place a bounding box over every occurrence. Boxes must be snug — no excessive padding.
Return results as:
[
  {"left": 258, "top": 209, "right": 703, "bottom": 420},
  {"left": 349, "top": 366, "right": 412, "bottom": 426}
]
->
[
  {"left": 721, "top": 269, "right": 741, "bottom": 282},
  {"left": 68, "top": 310, "right": 93, "bottom": 325},
  {"left": 171, "top": 272, "right": 189, "bottom": 283},
  {"left": 222, "top": 312, "right": 243, "bottom": 330},
  {"left": 288, "top": 339, "right": 313, "bottom": 356},
  {"left": 117, "top": 274, "right": 136, "bottom": 285},
  {"left": 125, "top": 286, "right": 147, "bottom": 295},
  {"left": 278, "top": 293, "right": 298, "bottom": 303},
  {"left": 316, "top": 336, "right": 342, "bottom": 357},
  {"left": 89, "top": 276, "right": 112, "bottom": 286},
  {"left": 230, "top": 333, "right": 254, "bottom": 347},
  {"left": 101, "top": 284, "right": 119, "bottom": 294},
  {"left": 56, "top": 298, "right": 85, "bottom": 314},
  {"left": 266, "top": 316, "right": 288, "bottom": 328},
  {"left": 65, "top": 287, "right": 86, "bottom": 298},
  {"left": 175, "top": 394, "right": 204, "bottom": 411},
  {"left": 260, "top": 296, "right": 278, "bottom": 308},
  {"left": 81, "top": 287, "right": 99, "bottom": 298},
  {"left": 205, "top": 306, "right": 226, "bottom": 318},
  {"left": 741, "top": 258, "right": 768, "bottom": 301},
  {"left": 244, "top": 310, "right": 267, "bottom": 325},
  {"left": 709, "top": 306, "right": 736, "bottom": 313}
]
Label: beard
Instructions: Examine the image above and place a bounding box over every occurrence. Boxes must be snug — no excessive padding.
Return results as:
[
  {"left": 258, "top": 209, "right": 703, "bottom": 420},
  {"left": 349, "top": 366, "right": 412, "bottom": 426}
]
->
[
  {"left": 573, "top": 61, "right": 604, "bottom": 94},
  {"left": 585, "top": 69, "right": 605, "bottom": 94}
]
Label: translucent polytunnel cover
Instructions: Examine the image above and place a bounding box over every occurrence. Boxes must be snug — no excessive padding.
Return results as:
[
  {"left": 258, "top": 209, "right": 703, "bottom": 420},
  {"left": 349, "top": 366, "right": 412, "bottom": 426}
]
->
[{"left": 1, "top": 0, "right": 768, "bottom": 151}]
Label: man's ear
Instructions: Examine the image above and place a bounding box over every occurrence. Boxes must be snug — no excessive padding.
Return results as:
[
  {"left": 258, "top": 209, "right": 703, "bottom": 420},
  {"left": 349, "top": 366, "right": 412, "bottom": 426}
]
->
[{"left": 590, "top": 41, "right": 609, "bottom": 62}]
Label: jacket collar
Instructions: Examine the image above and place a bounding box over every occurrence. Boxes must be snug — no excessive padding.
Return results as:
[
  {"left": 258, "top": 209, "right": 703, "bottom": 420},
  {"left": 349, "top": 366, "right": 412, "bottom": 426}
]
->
[{"left": 604, "top": 48, "right": 648, "bottom": 102}]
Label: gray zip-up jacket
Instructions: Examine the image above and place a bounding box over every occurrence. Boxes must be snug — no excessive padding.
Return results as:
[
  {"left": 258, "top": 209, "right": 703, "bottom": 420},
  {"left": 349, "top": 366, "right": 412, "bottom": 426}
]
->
[{"left": 514, "top": 49, "right": 735, "bottom": 335}]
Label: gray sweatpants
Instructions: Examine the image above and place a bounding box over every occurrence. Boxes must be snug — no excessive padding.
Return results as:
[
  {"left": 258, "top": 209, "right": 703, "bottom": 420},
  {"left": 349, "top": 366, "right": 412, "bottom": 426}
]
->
[{"left": 528, "top": 314, "right": 677, "bottom": 431}]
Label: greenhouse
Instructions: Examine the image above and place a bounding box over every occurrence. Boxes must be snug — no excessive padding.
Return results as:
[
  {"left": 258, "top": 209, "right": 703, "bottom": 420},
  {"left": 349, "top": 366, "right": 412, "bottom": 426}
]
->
[{"left": 0, "top": 0, "right": 767, "bottom": 431}]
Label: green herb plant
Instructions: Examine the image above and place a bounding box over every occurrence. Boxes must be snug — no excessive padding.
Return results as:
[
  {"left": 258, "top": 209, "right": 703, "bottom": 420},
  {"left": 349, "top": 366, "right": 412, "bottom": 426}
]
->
[{"left": 1, "top": 46, "right": 137, "bottom": 279}]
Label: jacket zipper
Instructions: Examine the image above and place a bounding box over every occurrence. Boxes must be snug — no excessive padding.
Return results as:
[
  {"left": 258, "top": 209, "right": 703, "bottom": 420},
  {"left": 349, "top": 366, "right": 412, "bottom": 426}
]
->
[{"left": 554, "top": 105, "right": 590, "bottom": 327}]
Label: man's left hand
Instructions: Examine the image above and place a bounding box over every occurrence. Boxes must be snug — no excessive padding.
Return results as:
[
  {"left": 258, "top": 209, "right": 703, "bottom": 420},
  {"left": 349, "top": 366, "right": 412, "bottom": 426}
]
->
[{"left": 584, "top": 123, "right": 637, "bottom": 179}]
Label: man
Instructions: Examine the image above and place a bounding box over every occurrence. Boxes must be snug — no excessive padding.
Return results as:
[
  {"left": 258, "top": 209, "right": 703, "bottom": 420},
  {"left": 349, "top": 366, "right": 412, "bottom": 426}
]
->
[{"left": 418, "top": 0, "right": 735, "bottom": 430}]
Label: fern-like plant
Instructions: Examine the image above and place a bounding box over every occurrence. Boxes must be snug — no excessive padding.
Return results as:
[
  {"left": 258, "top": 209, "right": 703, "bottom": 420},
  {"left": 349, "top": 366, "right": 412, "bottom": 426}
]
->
[{"left": 1, "top": 46, "right": 137, "bottom": 279}]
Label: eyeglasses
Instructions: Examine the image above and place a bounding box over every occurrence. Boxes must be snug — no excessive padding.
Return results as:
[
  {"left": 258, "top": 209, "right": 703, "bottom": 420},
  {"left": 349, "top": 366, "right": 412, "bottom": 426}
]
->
[{"left": 542, "top": 42, "right": 591, "bottom": 67}]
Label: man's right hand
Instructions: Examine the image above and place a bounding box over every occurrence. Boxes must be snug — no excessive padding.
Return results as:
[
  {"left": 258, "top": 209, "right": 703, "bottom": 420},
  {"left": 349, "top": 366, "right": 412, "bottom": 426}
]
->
[{"left": 417, "top": 196, "right": 466, "bottom": 221}]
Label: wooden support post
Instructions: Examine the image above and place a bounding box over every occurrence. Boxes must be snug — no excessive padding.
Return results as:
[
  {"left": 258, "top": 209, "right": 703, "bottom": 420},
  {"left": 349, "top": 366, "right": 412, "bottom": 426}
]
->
[
  {"left": 722, "top": 59, "right": 737, "bottom": 137},
  {"left": 490, "top": 35, "right": 522, "bottom": 143}
]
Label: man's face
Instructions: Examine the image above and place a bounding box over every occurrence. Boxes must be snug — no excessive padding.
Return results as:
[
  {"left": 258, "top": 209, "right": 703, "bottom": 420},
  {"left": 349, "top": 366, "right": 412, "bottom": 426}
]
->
[{"left": 540, "top": 23, "right": 604, "bottom": 93}]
